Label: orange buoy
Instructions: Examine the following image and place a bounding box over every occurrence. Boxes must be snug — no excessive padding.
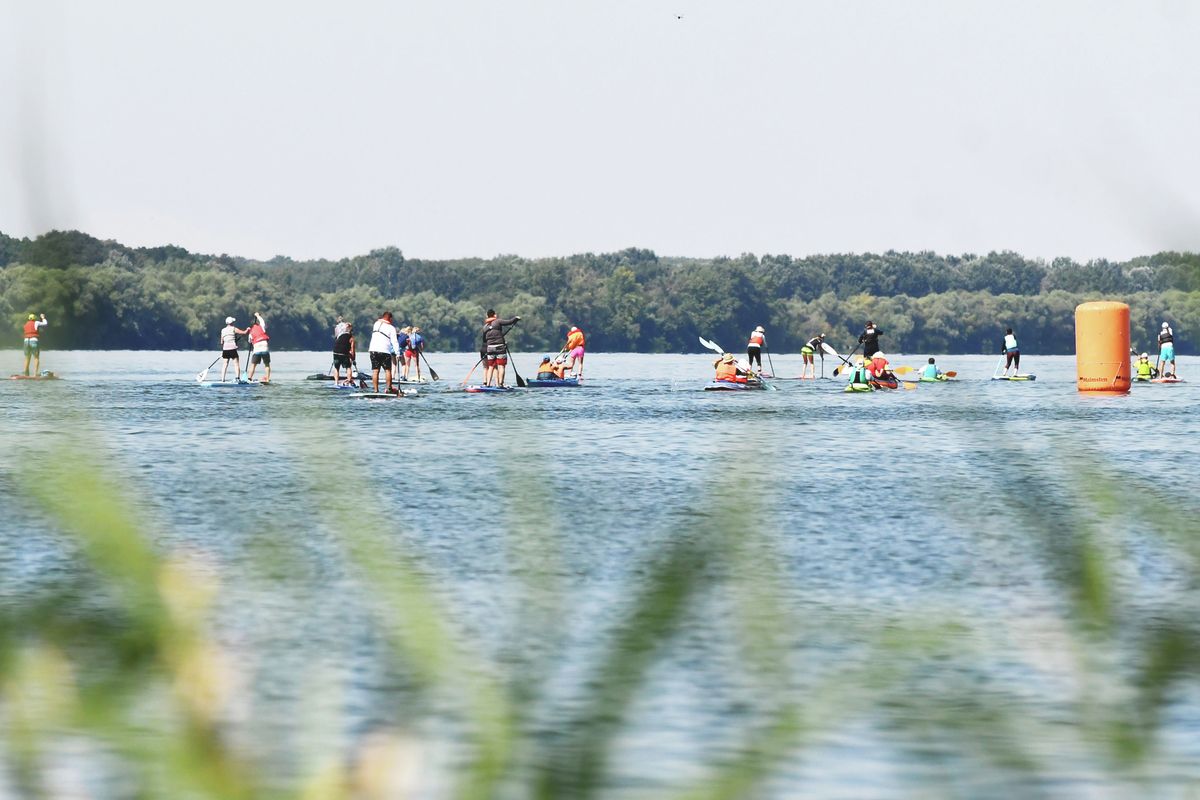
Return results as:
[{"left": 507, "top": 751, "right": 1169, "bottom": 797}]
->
[{"left": 1075, "top": 301, "right": 1130, "bottom": 394}]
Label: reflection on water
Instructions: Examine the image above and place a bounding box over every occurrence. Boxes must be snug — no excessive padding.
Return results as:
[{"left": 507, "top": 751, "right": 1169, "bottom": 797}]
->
[{"left": 1, "top": 352, "right": 1198, "bottom": 797}]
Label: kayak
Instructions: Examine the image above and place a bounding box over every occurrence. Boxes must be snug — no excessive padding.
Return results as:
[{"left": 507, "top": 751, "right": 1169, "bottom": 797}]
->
[
  {"left": 870, "top": 378, "right": 899, "bottom": 390},
  {"left": 704, "top": 380, "right": 767, "bottom": 391},
  {"left": 844, "top": 382, "right": 874, "bottom": 393},
  {"left": 919, "top": 376, "right": 955, "bottom": 383},
  {"left": 465, "top": 385, "right": 514, "bottom": 393},
  {"left": 9, "top": 372, "right": 59, "bottom": 380},
  {"left": 526, "top": 377, "right": 582, "bottom": 388},
  {"left": 992, "top": 375, "right": 1037, "bottom": 381}
]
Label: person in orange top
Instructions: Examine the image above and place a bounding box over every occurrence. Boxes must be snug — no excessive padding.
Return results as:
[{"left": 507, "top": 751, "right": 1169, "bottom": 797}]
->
[
  {"left": 21, "top": 313, "right": 49, "bottom": 376},
  {"left": 536, "top": 355, "right": 567, "bottom": 380},
  {"left": 746, "top": 326, "right": 766, "bottom": 371},
  {"left": 563, "top": 326, "right": 586, "bottom": 379},
  {"left": 869, "top": 352, "right": 896, "bottom": 384},
  {"left": 713, "top": 353, "right": 749, "bottom": 383}
]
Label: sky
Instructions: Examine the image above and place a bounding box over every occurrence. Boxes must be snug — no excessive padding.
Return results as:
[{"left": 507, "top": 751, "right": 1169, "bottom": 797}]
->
[{"left": 1, "top": 0, "right": 1198, "bottom": 262}]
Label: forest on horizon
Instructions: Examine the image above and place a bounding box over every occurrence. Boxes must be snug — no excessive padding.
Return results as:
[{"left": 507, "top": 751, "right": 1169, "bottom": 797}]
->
[{"left": 2, "top": 229, "right": 1198, "bottom": 355}]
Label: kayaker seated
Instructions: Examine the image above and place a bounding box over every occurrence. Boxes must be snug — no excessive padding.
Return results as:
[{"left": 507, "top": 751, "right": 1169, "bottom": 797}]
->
[
  {"left": 714, "top": 353, "right": 750, "bottom": 383},
  {"left": 537, "top": 355, "right": 567, "bottom": 380},
  {"left": 921, "top": 357, "right": 942, "bottom": 381},
  {"left": 1135, "top": 353, "right": 1156, "bottom": 381},
  {"left": 849, "top": 357, "right": 872, "bottom": 385},
  {"left": 869, "top": 352, "right": 896, "bottom": 382}
]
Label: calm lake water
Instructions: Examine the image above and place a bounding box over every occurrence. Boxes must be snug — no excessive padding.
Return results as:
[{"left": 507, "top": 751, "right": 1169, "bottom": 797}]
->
[{"left": 2, "top": 350, "right": 1198, "bottom": 798}]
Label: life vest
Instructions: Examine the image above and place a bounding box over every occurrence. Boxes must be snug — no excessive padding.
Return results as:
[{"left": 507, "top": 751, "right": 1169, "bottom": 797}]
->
[
  {"left": 921, "top": 364, "right": 939, "bottom": 379},
  {"left": 1136, "top": 360, "right": 1153, "bottom": 378},
  {"left": 249, "top": 324, "right": 269, "bottom": 344},
  {"left": 23, "top": 320, "right": 39, "bottom": 338},
  {"left": 1004, "top": 333, "right": 1018, "bottom": 350},
  {"left": 538, "top": 363, "right": 564, "bottom": 379},
  {"left": 566, "top": 330, "right": 585, "bottom": 349},
  {"left": 1160, "top": 329, "right": 1174, "bottom": 345},
  {"left": 870, "top": 357, "right": 889, "bottom": 375},
  {"left": 748, "top": 331, "right": 765, "bottom": 348},
  {"left": 715, "top": 362, "right": 742, "bottom": 382}
]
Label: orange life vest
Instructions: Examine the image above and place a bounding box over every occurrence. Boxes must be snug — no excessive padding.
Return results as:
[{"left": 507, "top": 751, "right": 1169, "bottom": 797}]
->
[
  {"left": 538, "top": 362, "right": 565, "bottom": 378},
  {"left": 566, "top": 330, "right": 585, "bottom": 349},
  {"left": 23, "top": 320, "right": 39, "bottom": 338},
  {"left": 748, "top": 331, "right": 764, "bottom": 347},
  {"left": 870, "top": 357, "right": 888, "bottom": 375},
  {"left": 715, "top": 362, "right": 743, "bottom": 382},
  {"left": 249, "top": 324, "right": 269, "bottom": 344}
]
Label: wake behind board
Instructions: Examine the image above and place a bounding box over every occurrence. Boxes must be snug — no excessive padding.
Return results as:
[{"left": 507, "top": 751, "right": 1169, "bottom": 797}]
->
[
  {"left": 991, "top": 375, "right": 1037, "bottom": 381},
  {"left": 464, "top": 385, "right": 514, "bottom": 393}
]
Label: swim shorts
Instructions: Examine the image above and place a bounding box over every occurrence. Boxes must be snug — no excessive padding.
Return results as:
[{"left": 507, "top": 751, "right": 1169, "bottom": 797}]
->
[
  {"left": 370, "top": 351, "right": 393, "bottom": 370},
  {"left": 222, "top": 348, "right": 239, "bottom": 360},
  {"left": 1161, "top": 344, "right": 1175, "bottom": 361},
  {"left": 251, "top": 352, "right": 271, "bottom": 365},
  {"left": 23, "top": 338, "right": 38, "bottom": 357},
  {"left": 569, "top": 346, "right": 584, "bottom": 360},
  {"left": 333, "top": 353, "right": 352, "bottom": 369},
  {"left": 486, "top": 345, "right": 508, "bottom": 366}
]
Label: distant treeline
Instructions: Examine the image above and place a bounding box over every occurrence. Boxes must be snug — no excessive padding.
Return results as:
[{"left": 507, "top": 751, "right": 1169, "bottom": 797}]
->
[{"left": 1, "top": 229, "right": 1197, "bottom": 354}]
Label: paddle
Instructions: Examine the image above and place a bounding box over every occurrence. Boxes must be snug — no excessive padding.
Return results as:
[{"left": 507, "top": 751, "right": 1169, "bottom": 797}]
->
[
  {"left": 461, "top": 358, "right": 483, "bottom": 386},
  {"left": 509, "top": 354, "right": 527, "bottom": 388},
  {"left": 944, "top": 371, "right": 957, "bottom": 379},
  {"left": 196, "top": 354, "right": 221, "bottom": 383},
  {"left": 764, "top": 346, "right": 776, "bottom": 377},
  {"left": 419, "top": 351, "right": 440, "bottom": 381},
  {"left": 993, "top": 355, "right": 1005, "bottom": 379},
  {"left": 892, "top": 365, "right": 917, "bottom": 376}
]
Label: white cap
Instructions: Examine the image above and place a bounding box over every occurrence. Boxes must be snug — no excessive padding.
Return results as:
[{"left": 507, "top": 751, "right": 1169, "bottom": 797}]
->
[
  {"left": 1163, "top": 321, "right": 1170, "bottom": 328},
  {"left": 225, "top": 316, "right": 235, "bottom": 324}
]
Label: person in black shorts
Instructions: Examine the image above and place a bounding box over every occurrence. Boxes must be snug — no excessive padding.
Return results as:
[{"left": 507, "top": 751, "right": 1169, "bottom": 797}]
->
[{"left": 333, "top": 322, "right": 357, "bottom": 385}]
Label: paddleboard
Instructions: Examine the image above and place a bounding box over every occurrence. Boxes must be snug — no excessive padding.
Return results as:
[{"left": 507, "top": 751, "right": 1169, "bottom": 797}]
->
[
  {"left": 198, "top": 380, "right": 258, "bottom": 388},
  {"left": 991, "top": 375, "right": 1037, "bottom": 381},
  {"left": 464, "top": 385, "right": 514, "bottom": 393},
  {"left": 307, "top": 371, "right": 370, "bottom": 381},
  {"left": 1150, "top": 376, "right": 1185, "bottom": 384},
  {"left": 703, "top": 380, "right": 766, "bottom": 391},
  {"left": 9, "top": 372, "right": 59, "bottom": 380},
  {"left": 348, "top": 390, "right": 417, "bottom": 399},
  {"left": 526, "top": 377, "right": 582, "bottom": 388}
]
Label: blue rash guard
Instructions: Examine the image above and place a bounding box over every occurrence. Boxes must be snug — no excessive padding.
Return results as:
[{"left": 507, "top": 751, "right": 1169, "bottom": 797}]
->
[{"left": 921, "top": 364, "right": 939, "bottom": 380}]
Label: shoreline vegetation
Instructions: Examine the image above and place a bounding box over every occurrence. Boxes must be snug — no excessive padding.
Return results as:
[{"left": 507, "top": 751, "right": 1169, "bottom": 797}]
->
[{"left": 2, "top": 229, "right": 1197, "bottom": 354}]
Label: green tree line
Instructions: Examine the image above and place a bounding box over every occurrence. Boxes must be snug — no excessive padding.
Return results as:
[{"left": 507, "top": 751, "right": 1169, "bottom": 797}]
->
[{"left": 2, "top": 229, "right": 1198, "bottom": 354}]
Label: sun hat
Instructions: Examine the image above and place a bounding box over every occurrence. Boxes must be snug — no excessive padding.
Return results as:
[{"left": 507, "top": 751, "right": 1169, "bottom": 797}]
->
[{"left": 721, "top": 353, "right": 735, "bottom": 363}]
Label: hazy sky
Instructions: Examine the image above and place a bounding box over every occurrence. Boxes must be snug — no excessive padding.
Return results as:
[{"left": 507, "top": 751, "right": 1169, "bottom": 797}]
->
[{"left": 2, "top": 0, "right": 1198, "bottom": 261}]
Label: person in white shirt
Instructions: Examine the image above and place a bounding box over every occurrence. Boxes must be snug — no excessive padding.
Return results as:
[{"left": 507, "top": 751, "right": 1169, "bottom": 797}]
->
[
  {"left": 368, "top": 311, "right": 401, "bottom": 393},
  {"left": 219, "top": 316, "right": 249, "bottom": 382}
]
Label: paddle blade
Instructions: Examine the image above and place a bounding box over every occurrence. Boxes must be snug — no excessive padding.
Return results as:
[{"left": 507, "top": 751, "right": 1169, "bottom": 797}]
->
[
  {"left": 698, "top": 336, "right": 724, "bottom": 355},
  {"left": 196, "top": 370, "right": 208, "bottom": 383},
  {"left": 944, "top": 371, "right": 957, "bottom": 378},
  {"left": 820, "top": 342, "right": 840, "bottom": 357},
  {"left": 893, "top": 366, "right": 915, "bottom": 375}
]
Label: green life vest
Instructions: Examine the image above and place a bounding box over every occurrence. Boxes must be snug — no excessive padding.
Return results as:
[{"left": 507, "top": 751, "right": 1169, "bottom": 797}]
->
[
  {"left": 1136, "top": 361, "right": 1153, "bottom": 378},
  {"left": 921, "top": 364, "right": 939, "bottom": 379}
]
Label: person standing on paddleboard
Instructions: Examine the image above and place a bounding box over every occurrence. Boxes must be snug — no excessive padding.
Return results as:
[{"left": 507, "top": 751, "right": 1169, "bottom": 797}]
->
[
  {"left": 245, "top": 312, "right": 271, "bottom": 384},
  {"left": 746, "top": 326, "right": 766, "bottom": 372},
  {"left": 333, "top": 322, "right": 358, "bottom": 385},
  {"left": 564, "top": 326, "right": 586, "bottom": 379},
  {"left": 1002, "top": 328, "right": 1020, "bottom": 377},
  {"left": 1158, "top": 322, "right": 1177, "bottom": 378},
  {"left": 858, "top": 321, "right": 882, "bottom": 360},
  {"left": 406, "top": 326, "right": 425, "bottom": 381},
  {"left": 368, "top": 312, "right": 401, "bottom": 393},
  {"left": 219, "top": 316, "right": 249, "bottom": 382},
  {"left": 21, "top": 313, "right": 48, "bottom": 377},
  {"left": 801, "top": 333, "right": 825, "bottom": 379},
  {"left": 481, "top": 310, "right": 521, "bottom": 387}
]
